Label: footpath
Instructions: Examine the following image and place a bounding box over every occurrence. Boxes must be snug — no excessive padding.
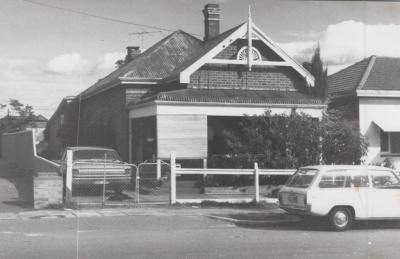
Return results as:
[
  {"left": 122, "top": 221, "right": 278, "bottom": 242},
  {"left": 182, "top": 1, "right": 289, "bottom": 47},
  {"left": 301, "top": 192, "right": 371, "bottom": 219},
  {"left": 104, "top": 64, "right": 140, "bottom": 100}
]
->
[{"left": 0, "top": 205, "right": 301, "bottom": 227}]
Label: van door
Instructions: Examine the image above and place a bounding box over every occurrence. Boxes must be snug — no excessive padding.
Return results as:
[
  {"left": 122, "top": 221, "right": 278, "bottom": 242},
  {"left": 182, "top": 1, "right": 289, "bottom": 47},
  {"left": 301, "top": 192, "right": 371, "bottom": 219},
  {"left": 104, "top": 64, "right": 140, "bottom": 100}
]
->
[
  {"left": 349, "top": 171, "right": 371, "bottom": 219},
  {"left": 369, "top": 170, "right": 400, "bottom": 218}
]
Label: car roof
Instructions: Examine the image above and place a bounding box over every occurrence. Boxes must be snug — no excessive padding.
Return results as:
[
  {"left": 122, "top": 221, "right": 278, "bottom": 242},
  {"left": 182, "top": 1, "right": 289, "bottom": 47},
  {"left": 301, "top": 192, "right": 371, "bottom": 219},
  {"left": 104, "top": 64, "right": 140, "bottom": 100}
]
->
[
  {"left": 300, "top": 165, "right": 393, "bottom": 171},
  {"left": 66, "top": 146, "right": 116, "bottom": 152}
]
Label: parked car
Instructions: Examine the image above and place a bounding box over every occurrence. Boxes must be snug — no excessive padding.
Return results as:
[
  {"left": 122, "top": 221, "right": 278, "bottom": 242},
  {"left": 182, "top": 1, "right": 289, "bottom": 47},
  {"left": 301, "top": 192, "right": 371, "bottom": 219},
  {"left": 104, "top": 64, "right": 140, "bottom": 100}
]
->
[
  {"left": 278, "top": 165, "right": 400, "bottom": 231},
  {"left": 60, "top": 146, "right": 133, "bottom": 185}
]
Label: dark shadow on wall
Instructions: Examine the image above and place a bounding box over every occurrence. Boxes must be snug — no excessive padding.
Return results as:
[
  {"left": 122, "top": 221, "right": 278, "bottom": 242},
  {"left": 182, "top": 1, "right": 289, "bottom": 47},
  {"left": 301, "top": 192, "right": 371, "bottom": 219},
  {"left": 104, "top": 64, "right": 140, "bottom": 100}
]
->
[{"left": 0, "top": 162, "right": 33, "bottom": 210}]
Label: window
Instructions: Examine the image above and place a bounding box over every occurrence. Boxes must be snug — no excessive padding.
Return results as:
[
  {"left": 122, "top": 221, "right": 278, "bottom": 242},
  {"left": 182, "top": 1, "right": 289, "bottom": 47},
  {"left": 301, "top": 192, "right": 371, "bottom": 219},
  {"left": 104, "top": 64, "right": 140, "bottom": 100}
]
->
[
  {"left": 319, "top": 175, "right": 351, "bottom": 188},
  {"left": 352, "top": 175, "right": 370, "bottom": 187},
  {"left": 381, "top": 131, "right": 389, "bottom": 152},
  {"left": 391, "top": 133, "right": 400, "bottom": 153},
  {"left": 380, "top": 131, "right": 400, "bottom": 154},
  {"left": 371, "top": 171, "right": 400, "bottom": 188},
  {"left": 286, "top": 169, "right": 318, "bottom": 188}
]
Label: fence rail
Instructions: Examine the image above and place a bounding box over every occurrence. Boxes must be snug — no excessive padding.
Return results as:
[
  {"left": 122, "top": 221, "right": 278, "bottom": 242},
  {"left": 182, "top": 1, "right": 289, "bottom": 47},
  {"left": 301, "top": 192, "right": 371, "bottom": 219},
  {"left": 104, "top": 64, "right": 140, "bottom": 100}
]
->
[{"left": 169, "top": 153, "right": 296, "bottom": 204}]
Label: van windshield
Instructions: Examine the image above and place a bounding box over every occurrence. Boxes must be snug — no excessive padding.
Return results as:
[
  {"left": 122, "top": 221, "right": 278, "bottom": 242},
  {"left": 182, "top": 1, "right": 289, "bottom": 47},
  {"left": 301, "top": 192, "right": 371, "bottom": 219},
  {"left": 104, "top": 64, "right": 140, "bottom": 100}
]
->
[{"left": 287, "top": 169, "right": 318, "bottom": 188}]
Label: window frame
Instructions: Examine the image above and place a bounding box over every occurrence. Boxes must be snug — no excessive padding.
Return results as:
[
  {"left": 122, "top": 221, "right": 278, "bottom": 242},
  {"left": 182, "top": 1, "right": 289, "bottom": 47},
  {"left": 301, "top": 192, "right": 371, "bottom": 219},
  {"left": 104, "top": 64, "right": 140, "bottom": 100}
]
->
[{"left": 380, "top": 130, "right": 400, "bottom": 155}]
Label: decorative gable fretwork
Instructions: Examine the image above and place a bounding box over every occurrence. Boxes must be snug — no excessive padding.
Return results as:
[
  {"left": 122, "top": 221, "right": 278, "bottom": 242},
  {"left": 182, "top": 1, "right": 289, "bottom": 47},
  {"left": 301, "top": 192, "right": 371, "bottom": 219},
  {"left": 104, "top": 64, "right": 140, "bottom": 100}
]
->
[
  {"left": 179, "top": 16, "right": 315, "bottom": 87},
  {"left": 237, "top": 46, "right": 262, "bottom": 61}
]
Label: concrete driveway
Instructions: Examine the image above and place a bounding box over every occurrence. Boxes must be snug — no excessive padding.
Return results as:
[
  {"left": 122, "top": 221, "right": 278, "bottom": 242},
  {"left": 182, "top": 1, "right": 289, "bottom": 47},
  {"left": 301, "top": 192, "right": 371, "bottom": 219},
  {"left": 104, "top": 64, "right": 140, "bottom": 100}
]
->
[{"left": 0, "top": 160, "right": 33, "bottom": 212}]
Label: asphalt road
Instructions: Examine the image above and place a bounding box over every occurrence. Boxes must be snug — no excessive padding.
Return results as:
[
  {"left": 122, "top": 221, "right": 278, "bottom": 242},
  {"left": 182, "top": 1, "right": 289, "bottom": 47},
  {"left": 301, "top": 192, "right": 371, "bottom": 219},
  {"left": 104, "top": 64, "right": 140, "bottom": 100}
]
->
[{"left": 1, "top": 214, "right": 400, "bottom": 259}]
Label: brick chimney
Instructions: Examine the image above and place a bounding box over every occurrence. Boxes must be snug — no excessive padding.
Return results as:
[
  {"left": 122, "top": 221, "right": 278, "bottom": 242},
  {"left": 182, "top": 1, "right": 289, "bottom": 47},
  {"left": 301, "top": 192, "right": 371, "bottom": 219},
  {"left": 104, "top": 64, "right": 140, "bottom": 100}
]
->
[
  {"left": 203, "top": 4, "right": 221, "bottom": 41},
  {"left": 125, "top": 46, "right": 141, "bottom": 62}
]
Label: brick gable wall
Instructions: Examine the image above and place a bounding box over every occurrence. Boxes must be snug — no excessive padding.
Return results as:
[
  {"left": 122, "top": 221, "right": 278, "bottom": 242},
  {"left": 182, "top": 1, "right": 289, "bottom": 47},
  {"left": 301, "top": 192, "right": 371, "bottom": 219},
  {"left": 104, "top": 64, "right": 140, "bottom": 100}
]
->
[{"left": 189, "top": 65, "right": 307, "bottom": 91}]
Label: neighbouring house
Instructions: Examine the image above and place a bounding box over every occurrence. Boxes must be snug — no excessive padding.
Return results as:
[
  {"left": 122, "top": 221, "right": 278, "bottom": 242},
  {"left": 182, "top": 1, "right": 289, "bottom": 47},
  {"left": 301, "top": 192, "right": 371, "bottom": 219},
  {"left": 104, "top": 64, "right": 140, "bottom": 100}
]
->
[
  {"left": 45, "top": 96, "right": 78, "bottom": 158},
  {"left": 48, "top": 4, "right": 325, "bottom": 165},
  {"left": 328, "top": 56, "right": 400, "bottom": 167},
  {"left": 0, "top": 114, "right": 48, "bottom": 156}
]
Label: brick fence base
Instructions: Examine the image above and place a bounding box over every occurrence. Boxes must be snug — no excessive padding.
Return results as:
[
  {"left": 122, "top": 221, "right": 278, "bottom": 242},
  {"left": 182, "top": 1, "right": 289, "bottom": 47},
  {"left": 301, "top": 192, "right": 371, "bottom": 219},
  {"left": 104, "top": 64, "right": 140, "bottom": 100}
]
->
[{"left": 34, "top": 172, "right": 63, "bottom": 209}]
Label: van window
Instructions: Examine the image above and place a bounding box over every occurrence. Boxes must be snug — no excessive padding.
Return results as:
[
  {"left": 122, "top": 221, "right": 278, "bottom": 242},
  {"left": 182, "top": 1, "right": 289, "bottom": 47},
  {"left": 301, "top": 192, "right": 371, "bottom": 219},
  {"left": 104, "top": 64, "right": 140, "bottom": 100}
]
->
[
  {"left": 352, "top": 175, "right": 370, "bottom": 187},
  {"left": 286, "top": 169, "right": 318, "bottom": 188},
  {"left": 319, "top": 175, "right": 351, "bottom": 188},
  {"left": 371, "top": 171, "right": 400, "bottom": 188}
]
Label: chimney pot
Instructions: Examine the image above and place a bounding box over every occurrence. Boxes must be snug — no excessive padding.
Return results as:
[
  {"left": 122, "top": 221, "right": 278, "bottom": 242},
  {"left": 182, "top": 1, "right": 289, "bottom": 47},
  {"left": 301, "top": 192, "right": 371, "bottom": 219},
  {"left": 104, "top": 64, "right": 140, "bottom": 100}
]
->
[{"left": 203, "top": 4, "right": 221, "bottom": 41}]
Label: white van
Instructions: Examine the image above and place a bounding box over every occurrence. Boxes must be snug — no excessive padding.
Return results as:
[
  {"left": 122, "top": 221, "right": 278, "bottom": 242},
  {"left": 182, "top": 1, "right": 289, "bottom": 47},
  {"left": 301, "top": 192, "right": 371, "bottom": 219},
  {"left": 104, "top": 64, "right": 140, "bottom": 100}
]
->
[{"left": 278, "top": 165, "right": 400, "bottom": 231}]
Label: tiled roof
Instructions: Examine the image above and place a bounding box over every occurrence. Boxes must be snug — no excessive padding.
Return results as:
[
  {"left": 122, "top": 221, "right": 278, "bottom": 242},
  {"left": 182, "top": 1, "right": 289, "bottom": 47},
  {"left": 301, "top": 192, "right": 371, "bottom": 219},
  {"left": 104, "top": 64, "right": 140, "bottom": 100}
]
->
[
  {"left": 327, "top": 57, "right": 372, "bottom": 97},
  {"left": 80, "top": 30, "right": 203, "bottom": 98},
  {"left": 360, "top": 57, "right": 400, "bottom": 91},
  {"left": 131, "top": 88, "right": 323, "bottom": 106},
  {"left": 328, "top": 56, "right": 400, "bottom": 97},
  {"left": 79, "top": 25, "right": 245, "bottom": 99}
]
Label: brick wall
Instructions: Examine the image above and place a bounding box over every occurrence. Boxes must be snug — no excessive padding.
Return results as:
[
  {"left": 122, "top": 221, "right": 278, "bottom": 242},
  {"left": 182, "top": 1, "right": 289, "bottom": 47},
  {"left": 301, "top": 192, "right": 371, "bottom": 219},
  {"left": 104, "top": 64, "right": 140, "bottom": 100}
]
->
[
  {"left": 79, "top": 85, "right": 151, "bottom": 162},
  {"left": 79, "top": 86, "right": 129, "bottom": 161},
  {"left": 34, "top": 172, "right": 62, "bottom": 209},
  {"left": 46, "top": 100, "right": 79, "bottom": 159},
  {"left": 189, "top": 65, "right": 307, "bottom": 91}
]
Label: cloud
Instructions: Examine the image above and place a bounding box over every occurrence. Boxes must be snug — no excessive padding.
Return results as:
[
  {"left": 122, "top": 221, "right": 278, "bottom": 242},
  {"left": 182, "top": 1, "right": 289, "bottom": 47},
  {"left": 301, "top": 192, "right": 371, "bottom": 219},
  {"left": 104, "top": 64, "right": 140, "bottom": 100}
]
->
[
  {"left": 278, "top": 20, "right": 400, "bottom": 74},
  {"left": 0, "top": 51, "right": 126, "bottom": 118},
  {"left": 46, "top": 53, "right": 90, "bottom": 75},
  {"left": 95, "top": 52, "right": 125, "bottom": 71}
]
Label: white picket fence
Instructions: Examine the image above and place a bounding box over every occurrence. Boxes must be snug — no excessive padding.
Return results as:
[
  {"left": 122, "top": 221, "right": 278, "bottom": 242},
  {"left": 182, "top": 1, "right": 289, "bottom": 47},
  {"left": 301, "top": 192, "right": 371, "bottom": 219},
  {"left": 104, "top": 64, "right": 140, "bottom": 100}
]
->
[{"left": 169, "top": 153, "right": 295, "bottom": 204}]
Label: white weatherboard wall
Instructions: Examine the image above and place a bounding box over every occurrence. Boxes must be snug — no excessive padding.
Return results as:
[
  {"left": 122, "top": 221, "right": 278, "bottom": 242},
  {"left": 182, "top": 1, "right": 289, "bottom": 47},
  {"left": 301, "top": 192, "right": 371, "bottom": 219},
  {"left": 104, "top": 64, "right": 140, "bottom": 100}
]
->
[
  {"left": 359, "top": 97, "right": 400, "bottom": 167},
  {"left": 157, "top": 114, "right": 207, "bottom": 159}
]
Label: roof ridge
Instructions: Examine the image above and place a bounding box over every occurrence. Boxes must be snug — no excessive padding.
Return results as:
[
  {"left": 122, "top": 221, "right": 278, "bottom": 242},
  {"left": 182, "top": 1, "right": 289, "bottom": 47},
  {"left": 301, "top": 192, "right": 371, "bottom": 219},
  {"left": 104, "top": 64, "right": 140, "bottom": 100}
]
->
[{"left": 357, "top": 55, "right": 376, "bottom": 90}]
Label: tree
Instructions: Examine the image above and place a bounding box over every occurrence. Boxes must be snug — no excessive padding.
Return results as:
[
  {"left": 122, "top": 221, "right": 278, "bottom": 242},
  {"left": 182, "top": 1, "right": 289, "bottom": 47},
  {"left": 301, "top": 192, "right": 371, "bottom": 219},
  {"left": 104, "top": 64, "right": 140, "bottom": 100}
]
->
[
  {"left": 321, "top": 108, "right": 368, "bottom": 165},
  {"left": 0, "top": 99, "right": 36, "bottom": 134},
  {"left": 115, "top": 59, "right": 125, "bottom": 68},
  {"left": 304, "top": 45, "right": 328, "bottom": 99},
  {"left": 214, "top": 110, "right": 322, "bottom": 169}
]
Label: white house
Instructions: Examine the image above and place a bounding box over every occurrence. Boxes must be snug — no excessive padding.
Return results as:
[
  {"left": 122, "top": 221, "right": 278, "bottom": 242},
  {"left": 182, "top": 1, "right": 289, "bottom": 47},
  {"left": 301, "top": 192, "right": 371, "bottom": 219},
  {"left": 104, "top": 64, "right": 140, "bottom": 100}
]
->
[{"left": 328, "top": 56, "right": 400, "bottom": 167}]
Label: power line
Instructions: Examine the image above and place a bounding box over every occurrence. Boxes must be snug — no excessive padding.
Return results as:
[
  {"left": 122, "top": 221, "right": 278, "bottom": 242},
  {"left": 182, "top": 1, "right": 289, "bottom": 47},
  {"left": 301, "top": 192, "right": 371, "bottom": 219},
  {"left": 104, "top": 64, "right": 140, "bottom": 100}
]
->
[
  {"left": 129, "top": 30, "right": 163, "bottom": 48},
  {"left": 22, "top": 0, "right": 201, "bottom": 36}
]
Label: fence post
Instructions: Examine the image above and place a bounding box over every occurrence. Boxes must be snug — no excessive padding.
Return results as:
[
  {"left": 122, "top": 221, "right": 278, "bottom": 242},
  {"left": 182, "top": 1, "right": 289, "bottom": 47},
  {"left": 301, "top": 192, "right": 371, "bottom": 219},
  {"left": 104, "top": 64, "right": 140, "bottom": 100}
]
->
[
  {"left": 156, "top": 159, "right": 161, "bottom": 179},
  {"left": 254, "top": 162, "right": 259, "bottom": 203},
  {"left": 65, "top": 149, "right": 73, "bottom": 205},
  {"left": 170, "top": 153, "right": 176, "bottom": 204}
]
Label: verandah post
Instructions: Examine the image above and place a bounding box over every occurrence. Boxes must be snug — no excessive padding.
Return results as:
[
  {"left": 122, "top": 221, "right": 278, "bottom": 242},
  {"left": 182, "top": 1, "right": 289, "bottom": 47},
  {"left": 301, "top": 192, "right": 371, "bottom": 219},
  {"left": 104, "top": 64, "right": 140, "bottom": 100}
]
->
[
  {"left": 65, "top": 149, "right": 73, "bottom": 206},
  {"left": 254, "top": 162, "right": 259, "bottom": 203},
  {"left": 170, "top": 152, "right": 176, "bottom": 205},
  {"left": 156, "top": 159, "right": 161, "bottom": 180}
]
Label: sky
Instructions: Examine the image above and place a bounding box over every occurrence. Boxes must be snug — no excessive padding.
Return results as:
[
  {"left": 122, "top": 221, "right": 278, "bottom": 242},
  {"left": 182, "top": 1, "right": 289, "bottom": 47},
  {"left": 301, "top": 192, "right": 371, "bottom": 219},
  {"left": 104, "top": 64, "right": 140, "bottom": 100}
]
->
[{"left": 1, "top": 0, "right": 400, "bottom": 118}]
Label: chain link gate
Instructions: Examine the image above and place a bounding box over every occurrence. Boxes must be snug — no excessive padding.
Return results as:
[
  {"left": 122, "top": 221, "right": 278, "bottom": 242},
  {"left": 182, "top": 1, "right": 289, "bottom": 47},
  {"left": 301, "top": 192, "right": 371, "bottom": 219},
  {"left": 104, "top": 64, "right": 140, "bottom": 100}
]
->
[
  {"left": 134, "top": 161, "right": 170, "bottom": 204},
  {"left": 69, "top": 160, "right": 170, "bottom": 207}
]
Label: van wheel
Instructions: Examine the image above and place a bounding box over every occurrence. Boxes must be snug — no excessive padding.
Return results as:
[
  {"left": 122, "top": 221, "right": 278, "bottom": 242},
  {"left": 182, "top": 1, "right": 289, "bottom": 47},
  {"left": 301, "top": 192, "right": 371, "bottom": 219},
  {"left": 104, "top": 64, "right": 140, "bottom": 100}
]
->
[{"left": 329, "top": 207, "right": 352, "bottom": 231}]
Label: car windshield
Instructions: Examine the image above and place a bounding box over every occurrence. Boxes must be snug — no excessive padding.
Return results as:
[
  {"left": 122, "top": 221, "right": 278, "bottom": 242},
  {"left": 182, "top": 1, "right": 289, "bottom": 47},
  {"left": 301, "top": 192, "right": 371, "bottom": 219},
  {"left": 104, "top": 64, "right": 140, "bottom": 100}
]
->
[
  {"left": 286, "top": 168, "right": 318, "bottom": 188},
  {"left": 73, "top": 150, "right": 121, "bottom": 161}
]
